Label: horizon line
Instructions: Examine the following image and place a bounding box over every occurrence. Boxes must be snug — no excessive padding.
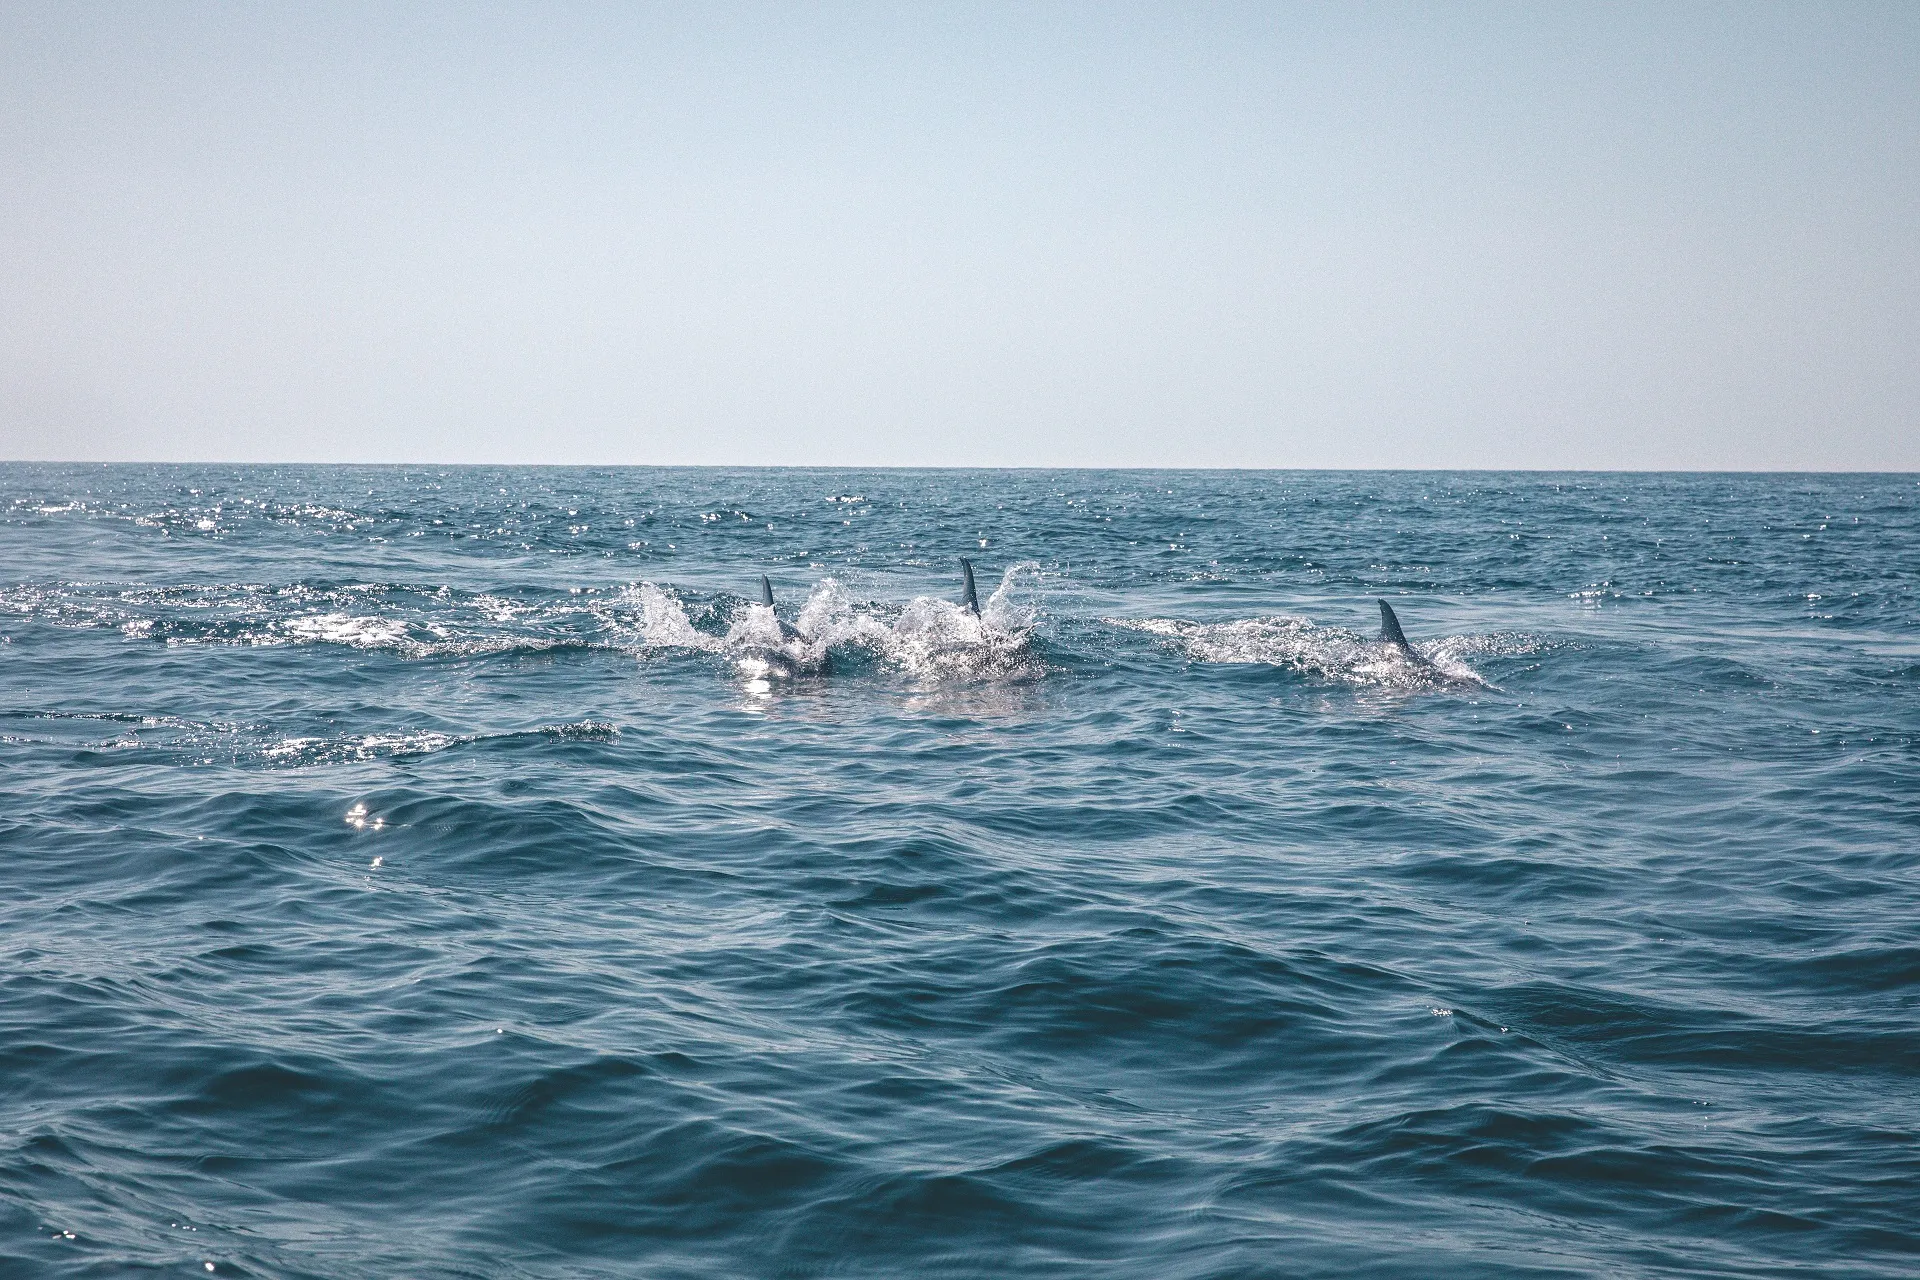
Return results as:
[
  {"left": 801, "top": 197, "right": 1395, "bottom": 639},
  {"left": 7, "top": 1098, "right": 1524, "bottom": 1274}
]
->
[{"left": 5, "top": 460, "right": 1917, "bottom": 476}]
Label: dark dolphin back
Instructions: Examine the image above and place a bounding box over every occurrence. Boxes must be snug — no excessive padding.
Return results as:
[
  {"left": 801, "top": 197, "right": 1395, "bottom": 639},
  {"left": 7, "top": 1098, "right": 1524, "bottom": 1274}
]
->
[{"left": 959, "top": 558, "right": 981, "bottom": 615}]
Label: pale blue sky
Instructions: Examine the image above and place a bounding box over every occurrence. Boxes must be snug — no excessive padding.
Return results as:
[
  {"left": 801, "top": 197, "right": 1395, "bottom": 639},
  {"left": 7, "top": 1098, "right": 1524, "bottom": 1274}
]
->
[{"left": 2, "top": 1, "right": 1915, "bottom": 468}]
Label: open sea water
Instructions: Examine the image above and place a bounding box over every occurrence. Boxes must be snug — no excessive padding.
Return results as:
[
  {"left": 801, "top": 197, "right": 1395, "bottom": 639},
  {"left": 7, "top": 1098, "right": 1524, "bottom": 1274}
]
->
[{"left": 1, "top": 465, "right": 1916, "bottom": 1279}]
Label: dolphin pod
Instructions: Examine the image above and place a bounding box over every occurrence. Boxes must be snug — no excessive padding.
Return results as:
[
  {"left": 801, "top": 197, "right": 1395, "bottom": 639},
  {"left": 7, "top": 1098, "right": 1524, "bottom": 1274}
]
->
[{"left": 745, "top": 563, "right": 1439, "bottom": 678}]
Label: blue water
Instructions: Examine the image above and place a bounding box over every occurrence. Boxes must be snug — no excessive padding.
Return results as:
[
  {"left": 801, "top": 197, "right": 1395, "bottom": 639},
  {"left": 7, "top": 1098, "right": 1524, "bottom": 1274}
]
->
[{"left": 3, "top": 465, "right": 1916, "bottom": 1279}]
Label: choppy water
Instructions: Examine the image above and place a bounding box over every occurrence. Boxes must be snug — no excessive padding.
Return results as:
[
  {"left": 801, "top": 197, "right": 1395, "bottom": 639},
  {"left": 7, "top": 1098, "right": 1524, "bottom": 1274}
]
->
[{"left": 2, "top": 465, "right": 1916, "bottom": 1279}]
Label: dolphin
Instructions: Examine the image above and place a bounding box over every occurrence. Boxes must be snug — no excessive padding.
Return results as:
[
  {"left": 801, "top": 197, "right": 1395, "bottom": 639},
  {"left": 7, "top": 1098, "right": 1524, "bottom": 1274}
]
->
[
  {"left": 1377, "top": 599, "right": 1431, "bottom": 666},
  {"left": 737, "top": 575, "right": 830, "bottom": 677},
  {"left": 760, "top": 575, "right": 811, "bottom": 643},
  {"left": 959, "top": 557, "right": 981, "bottom": 616}
]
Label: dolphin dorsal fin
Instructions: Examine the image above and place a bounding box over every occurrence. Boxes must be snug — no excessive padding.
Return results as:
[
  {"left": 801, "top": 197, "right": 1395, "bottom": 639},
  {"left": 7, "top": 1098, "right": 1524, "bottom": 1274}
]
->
[
  {"left": 959, "top": 558, "right": 981, "bottom": 616},
  {"left": 760, "top": 573, "right": 812, "bottom": 642},
  {"left": 1378, "top": 599, "right": 1411, "bottom": 650}
]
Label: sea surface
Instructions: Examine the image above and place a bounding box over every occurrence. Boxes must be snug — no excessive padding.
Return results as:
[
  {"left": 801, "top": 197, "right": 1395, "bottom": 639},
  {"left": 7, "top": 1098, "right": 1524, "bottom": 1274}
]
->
[{"left": 2, "top": 465, "right": 1916, "bottom": 1279}]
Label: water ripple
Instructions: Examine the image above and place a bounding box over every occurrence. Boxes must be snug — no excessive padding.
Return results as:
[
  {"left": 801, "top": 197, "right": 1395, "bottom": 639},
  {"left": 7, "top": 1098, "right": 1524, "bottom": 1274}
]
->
[{"left": 1, "top": 466, "right": 1916, "bottom": 1277}]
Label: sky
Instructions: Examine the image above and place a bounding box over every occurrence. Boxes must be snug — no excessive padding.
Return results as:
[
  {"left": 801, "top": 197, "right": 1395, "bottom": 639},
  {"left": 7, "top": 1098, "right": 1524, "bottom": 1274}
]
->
[{"left": 2, "top": 1, "right": 1916, "bottom": 469}]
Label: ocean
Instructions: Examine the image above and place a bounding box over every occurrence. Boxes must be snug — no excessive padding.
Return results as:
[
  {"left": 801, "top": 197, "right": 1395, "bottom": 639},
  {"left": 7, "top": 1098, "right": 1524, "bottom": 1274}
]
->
[{"left": 2, "top": 465, "right": 1915, "bottom": 1278}]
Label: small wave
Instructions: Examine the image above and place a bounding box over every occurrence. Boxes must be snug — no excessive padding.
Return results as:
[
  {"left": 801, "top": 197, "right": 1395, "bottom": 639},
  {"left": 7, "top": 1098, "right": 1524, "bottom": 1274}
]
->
[
  {"left": 0, "top": 708, "right": 220, "bottom": 750},
  {"left": 257, "top": 721, "right": 618, "bottom": 767},
  {"left": 281, "top": 613, "right": 412, "bottom": 650},
  {"left": 261, "top": 731, "right": 462, "bottom": 764},
  {"left": 533, "top": 720, "right": 618, "bottom": 741},
  {"left": 0, "top": 709, "right": 156, "bottom": 725}
]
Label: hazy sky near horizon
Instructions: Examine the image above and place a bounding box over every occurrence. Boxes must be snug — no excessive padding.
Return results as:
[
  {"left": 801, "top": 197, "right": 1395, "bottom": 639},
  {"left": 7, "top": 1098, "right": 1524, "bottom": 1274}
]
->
[{"left": 3, "top": 2, "right": 1916, "bottom": 469}]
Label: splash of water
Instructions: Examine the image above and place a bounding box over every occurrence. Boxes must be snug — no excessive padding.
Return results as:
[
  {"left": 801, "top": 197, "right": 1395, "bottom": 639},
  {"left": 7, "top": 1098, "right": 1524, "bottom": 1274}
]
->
[{"left": 630, "top": 565, "right": 1044, "bottom": 684}]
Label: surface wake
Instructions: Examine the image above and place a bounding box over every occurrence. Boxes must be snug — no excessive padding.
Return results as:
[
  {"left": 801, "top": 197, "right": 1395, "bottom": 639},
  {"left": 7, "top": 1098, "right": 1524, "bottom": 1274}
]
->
[{"left": 1117, "top": 614, "right": 1507, "bottom": 689}]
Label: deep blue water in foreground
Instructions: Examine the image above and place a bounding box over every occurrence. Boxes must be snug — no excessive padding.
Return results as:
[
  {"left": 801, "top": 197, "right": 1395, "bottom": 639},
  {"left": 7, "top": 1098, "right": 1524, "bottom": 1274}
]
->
[{"left": 3, "top": 465, "right": 1917, "bottom": 1279}]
